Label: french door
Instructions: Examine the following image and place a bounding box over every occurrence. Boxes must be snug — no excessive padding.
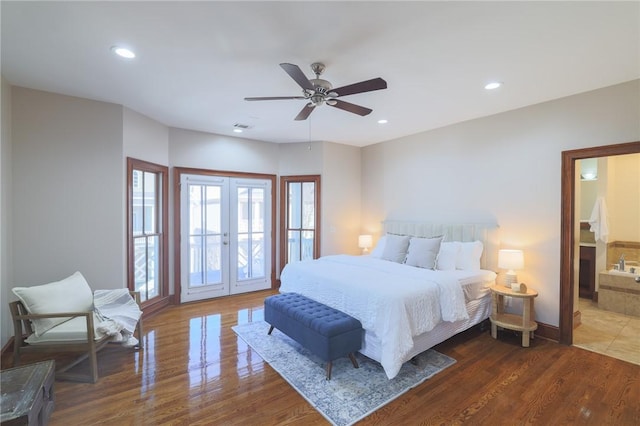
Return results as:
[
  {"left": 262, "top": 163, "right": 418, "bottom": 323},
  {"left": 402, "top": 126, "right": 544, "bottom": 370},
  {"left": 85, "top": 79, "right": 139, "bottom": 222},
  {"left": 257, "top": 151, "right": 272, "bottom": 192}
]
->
[{"left": 180, "top": 173, "right": 272, "bottom": 302}]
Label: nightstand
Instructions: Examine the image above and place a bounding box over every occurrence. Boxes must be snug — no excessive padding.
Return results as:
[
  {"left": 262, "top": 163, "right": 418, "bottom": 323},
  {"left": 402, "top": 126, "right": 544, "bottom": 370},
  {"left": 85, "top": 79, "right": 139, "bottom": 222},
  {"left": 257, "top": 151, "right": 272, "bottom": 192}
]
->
[{"left": 489, "top": 284, "right": 538, "bottom": 347}]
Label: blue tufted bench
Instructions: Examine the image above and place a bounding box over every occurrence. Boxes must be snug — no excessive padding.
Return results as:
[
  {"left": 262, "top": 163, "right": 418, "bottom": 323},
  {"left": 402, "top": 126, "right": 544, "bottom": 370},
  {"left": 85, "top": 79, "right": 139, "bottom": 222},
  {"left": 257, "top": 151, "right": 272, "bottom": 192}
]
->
[{"left": 264, "top": 293, "right": 363, "bottom": 380}]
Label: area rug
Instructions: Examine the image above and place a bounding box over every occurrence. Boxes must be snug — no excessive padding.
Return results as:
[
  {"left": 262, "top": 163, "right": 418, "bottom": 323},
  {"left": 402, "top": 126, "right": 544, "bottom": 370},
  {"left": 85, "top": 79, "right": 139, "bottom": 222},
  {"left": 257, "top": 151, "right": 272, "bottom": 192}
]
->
[{"left": 232, "top": 321, "right": 456, "bottom": 426}]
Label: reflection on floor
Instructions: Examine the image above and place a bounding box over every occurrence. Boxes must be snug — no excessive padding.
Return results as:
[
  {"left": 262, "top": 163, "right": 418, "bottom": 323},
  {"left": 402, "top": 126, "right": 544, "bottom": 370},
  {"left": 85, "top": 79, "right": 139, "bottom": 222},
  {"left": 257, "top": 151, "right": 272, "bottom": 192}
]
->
[{"left": 574, "top": 298, "right": 640, "bottom": 365}]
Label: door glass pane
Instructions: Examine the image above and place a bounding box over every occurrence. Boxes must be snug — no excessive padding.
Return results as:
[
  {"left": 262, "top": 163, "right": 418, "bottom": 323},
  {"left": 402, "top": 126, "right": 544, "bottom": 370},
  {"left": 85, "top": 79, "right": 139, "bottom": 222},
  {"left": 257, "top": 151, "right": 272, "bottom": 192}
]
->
[
  {"left": 237, "top": 187, "right": 248, "bottom": 233},
  {"left": 237, "top": 233, "right": 248, "bottom": 279},
  {"left": 189, "top": 185, "right": 204, "bottom": 234},
  {"left": 252, "top": 233, "right": 265, "bottom": 278},
  {"left": 288, "top": 183, "right": 301, "bottom": 229},
  {"left": 189, "top": 235, "right": 203, "bottom": 286},
  {"left": 252, "top": 188, "right": 264, "bottom": 232},
  {"left": 205, "top": 235, "right": 221, "bottom": 284},
  {"left": 206, "top": 186, "right": 221, "bottom": 234},
  {"left": 288, "top": 230, "right": 301, "bottom": 263},
  {"left": 236, "top": 186, "right": 266, "bottom": 281},
  {"left": 302, "top": 182, "right": 315, "bottom": 229},
  {"left": 188, "top": 183, "right": 223, "bottom": 288}
]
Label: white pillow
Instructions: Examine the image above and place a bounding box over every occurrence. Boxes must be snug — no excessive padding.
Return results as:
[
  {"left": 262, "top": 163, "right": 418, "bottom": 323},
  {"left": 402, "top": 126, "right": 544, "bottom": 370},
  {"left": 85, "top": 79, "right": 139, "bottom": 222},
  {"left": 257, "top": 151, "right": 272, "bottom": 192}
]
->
[
  {"left": 12, "top": 271, "right": 94, "bottom": 337},
  {"left": 437, "top": 241, "right": 461, "bottom": 271},
  {"left": 369, "top": 235, "right": 387, "bottom": 258},
  {"left": 456, "top": 241, "right": 484, "bottom": 270},
  {"left": 404, "top": 236, "right": 443, "bottom": 269},
  {"left": 381, "top": 234, "right": 411, "bottom": 263}
]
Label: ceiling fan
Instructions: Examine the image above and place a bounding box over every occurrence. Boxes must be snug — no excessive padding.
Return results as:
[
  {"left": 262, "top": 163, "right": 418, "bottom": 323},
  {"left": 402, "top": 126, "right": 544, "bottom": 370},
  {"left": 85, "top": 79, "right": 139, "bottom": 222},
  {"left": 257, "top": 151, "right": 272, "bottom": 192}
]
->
[{"left": 245, "top": 62, "right": 387, "bottom": 121}]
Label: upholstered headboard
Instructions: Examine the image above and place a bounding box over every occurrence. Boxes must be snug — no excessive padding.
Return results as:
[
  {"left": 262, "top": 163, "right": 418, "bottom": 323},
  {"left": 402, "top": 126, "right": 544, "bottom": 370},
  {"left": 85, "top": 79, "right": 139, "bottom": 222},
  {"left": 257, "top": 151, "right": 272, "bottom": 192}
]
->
[{"left": 382, "top": 221, "right": 500, "bottom": 271}]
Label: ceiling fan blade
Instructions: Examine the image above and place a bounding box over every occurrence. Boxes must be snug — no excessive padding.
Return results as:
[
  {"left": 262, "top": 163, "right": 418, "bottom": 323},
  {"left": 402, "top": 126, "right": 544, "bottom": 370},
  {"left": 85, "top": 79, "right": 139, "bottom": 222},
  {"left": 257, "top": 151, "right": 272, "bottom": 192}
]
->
[
  {"left": 294, "top": 103, "right": 315, "bottom": 121},
  {"left": 329, "top": 99, "right": 372, "bottom": 116},
  {"left": 331, "top": 77, "right": 387, "bottom": 97},
  {"left": 245, "top": 96, "right": 306, "bottom": 101},
  {"left": 280, "top": 63, "right": 314, "bottom": 91}
]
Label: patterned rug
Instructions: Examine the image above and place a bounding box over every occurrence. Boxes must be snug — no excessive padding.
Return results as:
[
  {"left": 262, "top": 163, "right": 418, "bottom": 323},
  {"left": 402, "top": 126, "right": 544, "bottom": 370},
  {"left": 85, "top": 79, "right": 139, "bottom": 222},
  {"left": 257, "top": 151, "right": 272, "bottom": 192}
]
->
[{"left": 232, "top": 321, "right": 456, "bottom": 426}]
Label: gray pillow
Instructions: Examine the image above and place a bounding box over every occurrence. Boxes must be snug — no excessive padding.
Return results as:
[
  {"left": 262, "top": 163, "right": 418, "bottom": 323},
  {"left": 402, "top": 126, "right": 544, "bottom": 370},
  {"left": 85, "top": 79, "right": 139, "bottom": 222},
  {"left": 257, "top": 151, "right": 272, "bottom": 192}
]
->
[
  {"left": 404, "top": 236, "right": 444, "bottom": 269},
  {"left": 381, "top": 234, "right": 411, "bottom": 263}
]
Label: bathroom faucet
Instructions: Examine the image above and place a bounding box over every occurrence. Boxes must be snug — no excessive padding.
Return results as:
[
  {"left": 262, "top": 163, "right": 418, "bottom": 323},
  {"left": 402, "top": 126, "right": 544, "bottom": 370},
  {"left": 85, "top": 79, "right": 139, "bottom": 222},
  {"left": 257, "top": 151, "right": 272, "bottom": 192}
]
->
[{"left": 619, "top": 254, "right": 625, "bottom": 271}]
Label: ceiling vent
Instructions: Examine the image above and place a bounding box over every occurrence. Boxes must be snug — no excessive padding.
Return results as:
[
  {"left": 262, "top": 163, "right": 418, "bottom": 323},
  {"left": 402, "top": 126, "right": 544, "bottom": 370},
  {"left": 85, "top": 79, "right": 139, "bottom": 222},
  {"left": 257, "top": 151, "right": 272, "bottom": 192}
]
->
[{"left": 234, "top": 123, "right": 250, "bottom": 129}]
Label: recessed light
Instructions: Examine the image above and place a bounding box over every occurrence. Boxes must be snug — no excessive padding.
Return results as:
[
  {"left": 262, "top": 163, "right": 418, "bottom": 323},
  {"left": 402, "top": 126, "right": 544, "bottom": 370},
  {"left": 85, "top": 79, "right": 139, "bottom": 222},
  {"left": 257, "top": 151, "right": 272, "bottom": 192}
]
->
[
  {"left": 484, "top": 82, "right": 502, "bottom": 90},
  {"left": 111, "top": 46, "right": 135, "bottom": 59},
  {"left": 377, "top": 119, "right": 388, "bottom": 124},
  {"left": 233, "top": 128, "right": 243, "bottom": 133}
]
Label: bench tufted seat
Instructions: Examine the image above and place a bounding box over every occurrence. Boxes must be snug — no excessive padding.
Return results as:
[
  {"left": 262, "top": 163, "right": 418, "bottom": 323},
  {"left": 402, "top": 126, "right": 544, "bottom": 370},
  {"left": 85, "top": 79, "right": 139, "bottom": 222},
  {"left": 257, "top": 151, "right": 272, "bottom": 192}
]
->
[{"left": 264, "top": 292, "right": 363, "bottom": 380}]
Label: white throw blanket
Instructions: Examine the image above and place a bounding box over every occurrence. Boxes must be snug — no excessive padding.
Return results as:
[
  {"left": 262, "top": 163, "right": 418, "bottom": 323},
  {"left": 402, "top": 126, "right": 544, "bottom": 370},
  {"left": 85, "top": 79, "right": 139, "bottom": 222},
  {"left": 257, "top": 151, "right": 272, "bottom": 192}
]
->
[
  {"left": 94, "top": 289, "right": 142, "bottom": 347},
  {"left": 279, "top": 255, "right": 470, "bottom": 379}
]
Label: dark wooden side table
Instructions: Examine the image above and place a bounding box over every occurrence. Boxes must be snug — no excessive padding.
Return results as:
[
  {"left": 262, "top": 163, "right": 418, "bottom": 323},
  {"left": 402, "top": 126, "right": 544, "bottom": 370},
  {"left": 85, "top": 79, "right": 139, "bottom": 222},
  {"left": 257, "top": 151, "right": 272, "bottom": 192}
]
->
[{"left": 1, "top": 360, "right": 55, "bottom": 426}]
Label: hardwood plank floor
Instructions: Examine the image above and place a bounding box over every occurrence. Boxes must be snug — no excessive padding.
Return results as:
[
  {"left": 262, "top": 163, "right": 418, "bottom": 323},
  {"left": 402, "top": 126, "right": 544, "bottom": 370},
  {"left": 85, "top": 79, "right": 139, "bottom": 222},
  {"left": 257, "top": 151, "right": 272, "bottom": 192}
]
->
[{"left": 3, "top": 289, "right": 639, "bottom": 425}]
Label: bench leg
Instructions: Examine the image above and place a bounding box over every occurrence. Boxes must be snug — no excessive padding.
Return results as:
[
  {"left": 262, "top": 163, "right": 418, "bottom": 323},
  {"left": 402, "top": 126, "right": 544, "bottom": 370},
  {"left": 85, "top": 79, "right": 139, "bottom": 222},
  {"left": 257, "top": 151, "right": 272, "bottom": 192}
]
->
[
  {"left": 326, "top": 362, "right": 332, "bottom": 380},
  {"left": 349, "top": 353, "right": 359, "bottom": 369},
  {"left": 267, "top": 325, "right": 274, "bottom": 335}
]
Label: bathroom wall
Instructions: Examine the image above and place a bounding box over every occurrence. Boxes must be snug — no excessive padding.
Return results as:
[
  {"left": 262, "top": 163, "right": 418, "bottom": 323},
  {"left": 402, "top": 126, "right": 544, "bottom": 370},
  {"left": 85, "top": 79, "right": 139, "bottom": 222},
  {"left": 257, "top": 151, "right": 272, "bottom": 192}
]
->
[
  {"left": 578, "top": 153, "right": 640, "bottom": 292},
  {"left": 607, "top": 154, "right": 640, "bottom": 243}
]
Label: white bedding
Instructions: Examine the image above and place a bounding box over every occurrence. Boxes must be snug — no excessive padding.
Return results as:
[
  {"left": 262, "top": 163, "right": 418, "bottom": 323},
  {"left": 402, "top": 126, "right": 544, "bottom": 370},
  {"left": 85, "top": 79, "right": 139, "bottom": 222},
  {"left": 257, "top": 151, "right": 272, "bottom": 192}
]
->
[{"left": 279, "top": 254, "right": 496, "bottom": 379}]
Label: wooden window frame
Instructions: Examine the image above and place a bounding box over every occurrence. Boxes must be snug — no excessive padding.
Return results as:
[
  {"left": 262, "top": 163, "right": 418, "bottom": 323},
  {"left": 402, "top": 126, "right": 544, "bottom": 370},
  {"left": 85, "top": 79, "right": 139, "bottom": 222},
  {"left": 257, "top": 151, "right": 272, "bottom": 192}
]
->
[
  {"left": 279, "top": 175, "right": 321, "bottom": 274},
  {"left": 127, "top": 157, "right": 170, "bottom": 316}
]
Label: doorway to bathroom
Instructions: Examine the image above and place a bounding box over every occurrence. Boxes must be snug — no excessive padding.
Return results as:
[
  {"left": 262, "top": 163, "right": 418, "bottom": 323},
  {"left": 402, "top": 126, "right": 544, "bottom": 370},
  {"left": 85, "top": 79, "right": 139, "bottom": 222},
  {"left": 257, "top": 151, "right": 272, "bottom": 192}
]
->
[{"left": 560, "top": 141, "right": 640, "bottom": 365}]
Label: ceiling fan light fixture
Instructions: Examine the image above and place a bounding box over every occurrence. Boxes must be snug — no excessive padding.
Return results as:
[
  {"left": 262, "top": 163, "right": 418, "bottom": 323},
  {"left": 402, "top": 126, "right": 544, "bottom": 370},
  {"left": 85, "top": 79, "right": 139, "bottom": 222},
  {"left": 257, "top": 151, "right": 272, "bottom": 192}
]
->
[
  {"left": 311, "top": 94, "right": 325, "bottom": 106},
  {"left": 326, "top": 99, "right": 337, "bottom": 106},
  {"left": 111, "top": 46, "right": 136, "bottom": 59}
]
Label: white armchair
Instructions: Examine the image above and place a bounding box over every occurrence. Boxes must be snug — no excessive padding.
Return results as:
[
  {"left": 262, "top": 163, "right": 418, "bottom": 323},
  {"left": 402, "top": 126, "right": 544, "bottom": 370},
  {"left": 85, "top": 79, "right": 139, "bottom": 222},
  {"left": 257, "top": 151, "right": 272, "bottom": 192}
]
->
[{"left": 10, "top": 272, "right": 143, "bottom": 383}]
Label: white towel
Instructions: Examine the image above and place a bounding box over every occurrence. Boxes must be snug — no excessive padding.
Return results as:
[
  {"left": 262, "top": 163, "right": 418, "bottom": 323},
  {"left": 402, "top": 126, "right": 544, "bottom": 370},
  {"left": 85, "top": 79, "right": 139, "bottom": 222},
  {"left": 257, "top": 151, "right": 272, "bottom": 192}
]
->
[{"left": 588, "top": 196, "right": 609, "bottom": 243}]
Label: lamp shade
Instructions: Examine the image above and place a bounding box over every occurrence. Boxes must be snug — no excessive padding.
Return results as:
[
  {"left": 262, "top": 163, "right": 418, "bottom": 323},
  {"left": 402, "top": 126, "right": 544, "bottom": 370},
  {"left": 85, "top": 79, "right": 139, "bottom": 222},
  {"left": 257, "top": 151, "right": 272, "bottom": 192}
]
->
[
  {"left": 358, "top": 235, "right": 373, "bottom": 249},
  {"left": 498, "top": 249, "right": 524, "bottom": 270}
]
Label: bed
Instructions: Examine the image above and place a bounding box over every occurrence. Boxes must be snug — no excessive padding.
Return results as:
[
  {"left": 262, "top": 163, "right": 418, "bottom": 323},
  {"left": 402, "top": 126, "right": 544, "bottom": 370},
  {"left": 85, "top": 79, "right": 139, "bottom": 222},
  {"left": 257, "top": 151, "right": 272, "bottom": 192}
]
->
[{"left": 279, "top": 221, "right": 499, "bottom": 379}]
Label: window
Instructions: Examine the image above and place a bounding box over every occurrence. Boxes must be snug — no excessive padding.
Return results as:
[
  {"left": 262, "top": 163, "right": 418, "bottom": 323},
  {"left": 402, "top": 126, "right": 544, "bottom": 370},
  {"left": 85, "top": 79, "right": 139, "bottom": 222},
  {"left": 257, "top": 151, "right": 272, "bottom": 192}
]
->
[
  {"left": 127, "top": 158, "right": 168, "bottom": 308},
  {"left": 280, "top": 175, "right": 321, "bottom": 272}
]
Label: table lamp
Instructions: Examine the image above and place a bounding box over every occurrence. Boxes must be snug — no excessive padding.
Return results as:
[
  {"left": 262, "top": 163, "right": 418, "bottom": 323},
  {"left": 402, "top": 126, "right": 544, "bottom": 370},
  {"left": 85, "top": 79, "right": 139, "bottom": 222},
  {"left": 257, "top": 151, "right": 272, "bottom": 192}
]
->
[
  {"left": 498, "top": 249, "right": 524, "bottom": 287},
  {"left": 358, "top": 235, "right": 373, "bottom": 254}
]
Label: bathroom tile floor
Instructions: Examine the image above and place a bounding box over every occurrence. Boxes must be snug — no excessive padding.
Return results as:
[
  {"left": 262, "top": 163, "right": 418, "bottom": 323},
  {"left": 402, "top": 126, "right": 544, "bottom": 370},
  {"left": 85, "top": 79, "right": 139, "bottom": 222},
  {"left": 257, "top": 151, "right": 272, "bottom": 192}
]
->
[{"left": 574, "top": 298, "right": 640, "bottom": 365}]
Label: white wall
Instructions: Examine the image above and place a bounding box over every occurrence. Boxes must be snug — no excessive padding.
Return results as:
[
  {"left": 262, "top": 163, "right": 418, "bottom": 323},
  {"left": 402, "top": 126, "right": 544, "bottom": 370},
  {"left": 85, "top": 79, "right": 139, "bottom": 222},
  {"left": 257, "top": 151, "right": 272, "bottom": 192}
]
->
[
  {"left": 169, "top": 127, "right": 280, "bottom": 173},
  {"left": 123, "top": 107, "right": 170, "bottom": 166},
  {"left": 11, "top": 87, "right": 125, "bottom": 291},
  {"left": 1, "top": 77, "right": 13, "bottom": 345},
  {"left": 278, "top": 141, "right": 323, "bottom": 176},
  {"left": 607, "top": 153, "right": 640, "bottom": 242},
  {"left": 322, "top": 142, "right": 361, "bottom": 256},
  {"left": 361, "top": 80, "right": 640, "bottom": 327}
]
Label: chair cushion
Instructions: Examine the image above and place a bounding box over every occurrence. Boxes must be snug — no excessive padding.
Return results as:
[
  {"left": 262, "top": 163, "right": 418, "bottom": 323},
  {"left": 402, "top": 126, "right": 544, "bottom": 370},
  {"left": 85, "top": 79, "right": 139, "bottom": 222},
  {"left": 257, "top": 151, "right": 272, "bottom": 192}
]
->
[
  {"left": 25, "top": 314, "right": 105, "bottom": 344},
  {"left": 12, "top": 271, "right": 94, "bottom": 337}
]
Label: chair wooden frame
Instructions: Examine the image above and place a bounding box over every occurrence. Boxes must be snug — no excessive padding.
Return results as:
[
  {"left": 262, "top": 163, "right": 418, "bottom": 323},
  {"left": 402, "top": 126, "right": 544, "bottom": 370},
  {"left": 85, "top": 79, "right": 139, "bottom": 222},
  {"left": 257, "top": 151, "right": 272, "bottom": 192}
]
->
[{"left": 9, "top": 291, "right": 144, "bottom": 384}]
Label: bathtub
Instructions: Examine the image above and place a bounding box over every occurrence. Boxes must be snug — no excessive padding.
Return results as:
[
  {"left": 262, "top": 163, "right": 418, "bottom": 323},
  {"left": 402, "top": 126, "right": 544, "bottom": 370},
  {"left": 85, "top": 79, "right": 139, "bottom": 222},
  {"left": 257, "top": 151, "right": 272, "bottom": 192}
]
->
[{"left": 598, "top": 271, "right": 640, "bottom": 317}]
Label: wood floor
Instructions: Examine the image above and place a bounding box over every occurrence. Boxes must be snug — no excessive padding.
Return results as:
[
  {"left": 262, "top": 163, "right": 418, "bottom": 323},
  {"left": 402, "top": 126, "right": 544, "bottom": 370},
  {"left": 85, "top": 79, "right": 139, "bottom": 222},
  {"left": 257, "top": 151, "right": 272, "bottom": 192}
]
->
[{"left": 3, "top": 289, "right": 639, "bottom": 425}]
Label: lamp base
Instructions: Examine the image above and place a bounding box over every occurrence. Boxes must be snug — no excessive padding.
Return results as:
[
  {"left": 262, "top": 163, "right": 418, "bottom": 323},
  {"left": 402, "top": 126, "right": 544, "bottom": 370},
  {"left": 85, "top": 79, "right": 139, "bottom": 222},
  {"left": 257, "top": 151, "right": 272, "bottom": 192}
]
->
[{"left": 504, "top": 271, "right": 518, "bottom": 288}]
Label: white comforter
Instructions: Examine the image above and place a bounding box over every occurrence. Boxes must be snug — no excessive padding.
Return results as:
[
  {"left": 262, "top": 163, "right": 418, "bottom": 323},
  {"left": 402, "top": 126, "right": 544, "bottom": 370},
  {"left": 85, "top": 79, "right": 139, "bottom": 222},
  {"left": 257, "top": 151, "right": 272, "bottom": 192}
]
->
[{"left": 279, "top": 255, "right": 471, "bottom": 379}]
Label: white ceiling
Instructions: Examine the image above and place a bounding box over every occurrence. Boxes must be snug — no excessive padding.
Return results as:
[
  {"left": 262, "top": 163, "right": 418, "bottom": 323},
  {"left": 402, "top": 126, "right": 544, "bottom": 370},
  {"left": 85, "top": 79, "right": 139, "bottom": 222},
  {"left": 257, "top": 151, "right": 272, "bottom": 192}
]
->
[{"left": 2, "top": 1, "right": 639, "bottom": 147}]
